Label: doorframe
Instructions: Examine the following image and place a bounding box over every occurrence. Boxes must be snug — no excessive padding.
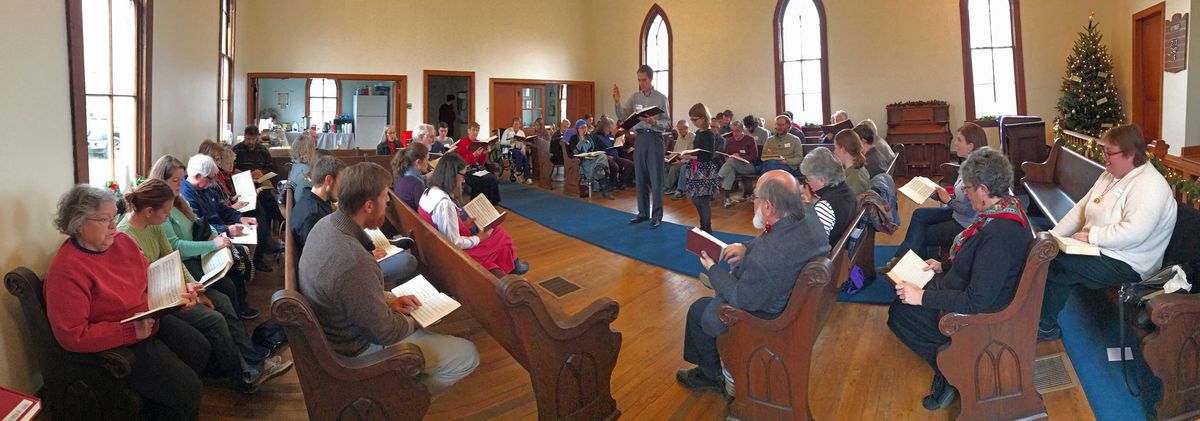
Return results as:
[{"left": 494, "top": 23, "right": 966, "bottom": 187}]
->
[
  {"left": 246, "top": 72, "right": 407, "bottom": 137},
  {"left": 423, "top": 70, "right": 475, "bottom": 129},
  {"left": 489, "top": 78, "right": 595, "bottom": 131},
  {"left": 1132, "top": 2, "right": 1165, "bottom": 140}
]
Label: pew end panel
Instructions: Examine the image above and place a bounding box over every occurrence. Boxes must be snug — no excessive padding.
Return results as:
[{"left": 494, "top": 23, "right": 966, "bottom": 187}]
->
[
  {"left": 936, "top": 232, "right": 1058, "bottom": 421},
  {"left": 1019, "top": 138, "right": 1065, "bottom": 185},
  {"left": 560, "top": 141, "right": 585, "bottom": 197},
  {"left": 1143, "top": 293, "right": 1200, "bottom": 420},
  {"left": 536, "top": 137, "right": 554, "bottom": 189},
  {"left": 939, "top": 163, "right": 961, "bottom": 187}
]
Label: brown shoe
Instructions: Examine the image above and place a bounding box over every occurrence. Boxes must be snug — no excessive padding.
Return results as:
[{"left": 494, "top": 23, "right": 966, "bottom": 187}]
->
[{"left": 876, "top": 256, "right": 901, "bottom": 275}]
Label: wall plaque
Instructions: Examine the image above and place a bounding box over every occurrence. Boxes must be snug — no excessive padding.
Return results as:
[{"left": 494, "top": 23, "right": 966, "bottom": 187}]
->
[{"left": 1165, "top": 13, "right": 1188, "bottom": 73}]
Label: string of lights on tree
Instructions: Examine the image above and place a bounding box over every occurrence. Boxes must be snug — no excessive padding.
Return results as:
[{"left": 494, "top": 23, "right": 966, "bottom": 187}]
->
[{"left": 1055, "top": 13, "right": 1126, "bottom": 138}]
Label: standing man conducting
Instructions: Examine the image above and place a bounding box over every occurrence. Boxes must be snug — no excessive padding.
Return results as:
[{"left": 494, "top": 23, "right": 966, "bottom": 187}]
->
[{"left": 614, "top": 64, "right": 671, "bottom": 229}]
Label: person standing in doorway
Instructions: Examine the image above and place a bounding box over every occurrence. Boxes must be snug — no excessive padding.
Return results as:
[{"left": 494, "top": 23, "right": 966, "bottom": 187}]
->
[
  {"left": 613, "top": 64, "right": 670, "bottom": 229},
  {"left": 438, "top": 94, "right": 457, "bottom": 139}
]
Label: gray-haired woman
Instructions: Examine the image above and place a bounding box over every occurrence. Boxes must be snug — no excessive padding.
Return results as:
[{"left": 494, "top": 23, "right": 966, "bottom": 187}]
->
[
  {"left": 887, "top": 147, "right": 1033, "bottom": 411},
  {"left": 45, "top": 184, "right": 206, "bottom": 420},
  {"left": 799, "top": 147, "right": 857, "bottom": 246}
]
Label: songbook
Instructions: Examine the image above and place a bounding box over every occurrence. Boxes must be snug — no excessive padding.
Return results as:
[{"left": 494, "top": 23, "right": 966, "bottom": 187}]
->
[
  {"left": 472, "top": 135, "right": 499, "bottom": 149},
  {"left": 0, "top": 386, "right": 41, "bottom": 421},
  {"left": 714, "top": 150, "right": 750, "bottom": 164},
  {"left": 619, "top": 106, "right": 666, "bottom": 130},
  {"left": 606, "top": 135, "right": 626, "bottom": 150},
  {"left": 389, "top": 275, "right": 462, "bottom": 327},
  {"left": 463, "top": 194, "right": 507, "bottom": 231},
  {"left": 664, "top": 148, "right": 704, "bottom": 162},
  {"left": 885, "top": 250, "right": 935, "bottom": 289},
  {"left": 574, "top": 151, "right": 607, "bottom": 159},
  {"left": 198, "top": 247, "right": 233, "bottom": 287},
  {"left": 686, "top": 227, "right": 728, "bottom": 260},
  {"left": 898, "top": 176, "right": 940, "bottom": 204},
  {"left": 122, "top": 251, "right": 186, "bottom": 323},
  {"left": 822, "top": 119, "right": 853, "bottom": 136},
  {"left": 255, "top": 172, "right": 277, "bottom": 184},
  {"left": 230, "top": 223, "right": 258, "bottom": 245},
  {"left": 365, "top": 228, "right": 405, "bottom": 262},
  {"left": 1050, "top": 232, "right": 1101, "bottom": 256},
  {"left": 231, "top": 171, "right": 258, "bottom": 213},
  {"left": 761, "top": 152, "right": 785, "bottom": 161}
]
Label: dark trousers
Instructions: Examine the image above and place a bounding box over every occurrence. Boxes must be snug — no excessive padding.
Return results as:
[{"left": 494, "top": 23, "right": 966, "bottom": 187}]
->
[
  {"left": 464, "top": 171, "right": 501, "bottom": 204},
  {"left": 608, "top": 156, "right": 634, "bottom": 188},
  {"left": 633, "top": 131, "right": 665, "bottom": 221},
  {"left": 204, "top": 285, "right": 265, "bottom": 364},
  {"left": 511, "top": 149, "right": 528, "bottom": 176},
  {"left": 1039, "top": 253, "right": 1140, "bottom": 329},
  {"left": 894, "top": 207, "right": 963, "bottom": 260},
  {"left": 130, "top": 315, "right": 207, "bottom": 420},
  {"left": 887, "top": 302, "right": 948, "bottom": 377},
  {"left": 692, "top": 195, "right": 713, "bottom": 232},
  {"left": 184, "top": 258, "right": 249, "bottom": 312},
  {"left": 174, "top": 301, "right": 257, "bottom": 386},
  {"left": 683, "top": 297, "right": 722, "bottom": 379}
]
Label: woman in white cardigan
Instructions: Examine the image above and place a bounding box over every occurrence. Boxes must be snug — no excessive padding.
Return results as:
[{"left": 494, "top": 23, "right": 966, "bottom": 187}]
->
[{"left": 1037, "top": 124, "right": 1177, "bottom": 341}]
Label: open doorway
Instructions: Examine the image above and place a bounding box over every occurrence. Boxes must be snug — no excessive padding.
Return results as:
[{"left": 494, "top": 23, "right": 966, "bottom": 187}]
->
[
  {"left": 490, "top": 78, "right": 594, "bottom": 134},
  {"left": 424, "top": 70, "right": 474, "bottom": 139}
]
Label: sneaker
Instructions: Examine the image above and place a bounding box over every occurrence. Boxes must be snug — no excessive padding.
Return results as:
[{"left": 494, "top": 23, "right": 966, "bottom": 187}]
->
[
  {"left": 921, "top": 385, "right": 957, "bottom": 410},
  {"left": 388, "top": 236, "right": 415, "bottom": 250},
  {"left": 723, "top": 198, "right": 734, "bottom": 208},
  {"left": 676, "top": 367, "right": 724, "bottom": 393},
  {"left": 238, "top": 306, "right": 260, "bottom": 320},
  {"left": 525, "top": 178, "right": 534, "bottom": 185},
  {"left": 241, "top": 356, "right": 293, "bottom": 394},
  {"left": 1037, "top": 325, "right": 1062, "bottom": 342},
  {"left": 602, "top": 190, "right": 615, "bottom": 200},
  {"left": 876, "top": 256, "right": 901, "bottom": 275}
]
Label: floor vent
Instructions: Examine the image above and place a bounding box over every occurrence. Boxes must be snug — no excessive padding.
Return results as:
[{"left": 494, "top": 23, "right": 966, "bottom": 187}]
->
[
  {"left": 1034, "top": 352, "right": 1080, "bottom": 394},
  {"left": 538, "top": 277, "right": 581, "bottom": 298}
]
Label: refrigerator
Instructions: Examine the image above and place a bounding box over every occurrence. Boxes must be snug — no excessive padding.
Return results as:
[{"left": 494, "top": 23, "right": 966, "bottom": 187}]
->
[{"left": 353, "top": 96, "right": 389, "bottom": 149}]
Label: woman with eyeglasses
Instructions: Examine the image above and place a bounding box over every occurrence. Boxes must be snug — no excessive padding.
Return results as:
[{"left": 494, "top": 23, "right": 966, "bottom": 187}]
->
[
  {"left": 418, "top": 153, "right": 530, "bottom": 275},
  {"left": 180, "top": 154, "right": 257, "bottom": 242},
  {"left": 1037, "top": 124, "right": 1177, "bottom": 342}
]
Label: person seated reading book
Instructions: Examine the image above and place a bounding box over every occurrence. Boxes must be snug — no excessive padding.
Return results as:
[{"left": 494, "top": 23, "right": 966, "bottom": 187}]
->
[
  {"left": 760, "top": 115, "right": 804, "bottom": 175},
  {"left": 298, "top": 162, "right": 479, "bottom": 394},
  {"left": 434, "top": 122, "right": 454, "bottom": 154},
  {"left": 569, "top": 120, "right": 615, "bottom": 199},
  {"left": 292, "top": 155, "right": 419, "bottom": 288},
  {"left": 181, "top": 154, "right": 260, "bottom": 247},
  {"left": 455, "top": 121, "right": 502, "bottom": 205},
  {"left": 831, "top": 129, "right": 871, "bottom": 195},
  {"left": 46, "top": 185, "right": 206, "bottom": 420},
  {"left": 676, "top": 170, "right": 830, "bottom": 395},
  {"left": 392, "top": 142, "right": 432, "bottom": 210},
  {"left": 665, "top": 119, "right": 696, "bottom": 197},
  {"left": 593, "top": 117, "right": 634, "bottom": 191},
  {"left": 799, "top": 148, "right": 857, "bottom": 247},
  {"left": 1037, "top": 124, "right": 1178, "bottom": 342},
  {"left": 887, "top": 147, "right": 1032, "bottom": 411},
  {"left": 231, "top": 126, "right": 287, "bottom": 263},
  {"left": 880, "top": 123, "right": 987, "bottom": 273},
  {"left": 119, "top": 179, "right": 292, "bottom": 394},
  {"left": 419, "top": 154, "right": 530, "bottom": 275},
  {"left": 717, "top": 120, "right": 761, "bottom": 208},
  {"left": 817, "top": 110, "right": 849, "bottom": 143}
]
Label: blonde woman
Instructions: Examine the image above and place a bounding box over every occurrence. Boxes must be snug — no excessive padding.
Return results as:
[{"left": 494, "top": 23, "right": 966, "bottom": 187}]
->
[{"left": 288, "top": 134, "right": 318, "bottom": 192}]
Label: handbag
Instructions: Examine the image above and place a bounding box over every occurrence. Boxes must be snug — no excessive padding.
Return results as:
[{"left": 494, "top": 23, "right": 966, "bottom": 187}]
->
[
  {"left": 1116, "top": 264, "right": 1186, "bottom": 397},
  {"left": 191, "top": 218, "right": 213, "bottom": 241}
]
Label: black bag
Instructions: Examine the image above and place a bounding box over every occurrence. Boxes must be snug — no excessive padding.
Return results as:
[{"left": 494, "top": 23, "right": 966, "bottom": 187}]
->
[
  {"left": 252, "top": 319, "right": 287, "bottom": 353},
  {"left": 191, "top": 218, "right": 212, "bottom": 241}
]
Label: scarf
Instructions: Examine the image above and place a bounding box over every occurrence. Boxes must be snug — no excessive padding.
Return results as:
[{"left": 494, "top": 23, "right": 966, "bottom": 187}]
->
[{"left": 948, "top": 195, "right": 1027, "bottom": 263}]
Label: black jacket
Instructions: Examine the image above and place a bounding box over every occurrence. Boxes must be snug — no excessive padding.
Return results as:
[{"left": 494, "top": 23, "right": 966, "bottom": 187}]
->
[{"left": 923, "top": 218, "right": 1033, "bottom": 314}]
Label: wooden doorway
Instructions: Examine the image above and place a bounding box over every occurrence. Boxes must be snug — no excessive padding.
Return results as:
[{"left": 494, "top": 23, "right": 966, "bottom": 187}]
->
[
  {"left": 489, "top": 78, "right": 594, "bottom": 135},
  {"left": 424, "top": 70, "right": 474, "bottom": 139},
  {"left": 1132, "top": 3, "right": 1165, "bottom": 141}
]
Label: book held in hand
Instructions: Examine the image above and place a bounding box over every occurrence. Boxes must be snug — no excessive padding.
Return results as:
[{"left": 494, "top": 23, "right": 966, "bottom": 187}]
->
[
  {"left": 714, "top": 150, "right": 749, "bottom": 164},
  {"left": 574, "top": 151, "right": 607, "bottom": 159},
  {"left": 389, "top": 275, "right": 461, "bottom": 327},
  {"left": 365, "top": 228, "right": 405, "bottom": 262},
  {"left": 230, "top": 223, "right": 258, "bottom": 245},
  {"left": 122, "top": 250, "right": 187, "bottom": 323},
  {"left": 0, "top": 386, "right": 40, "bottom": 421},
  {"left": 822, "top": 119, "right": 853, "bottom": 136},
  {"left": 619, "top": 106, "right": 666, "bottom": 130},
  {"left": 686, "top": 227, "right": 728, "bottom": 260},
  {"left": 1050, "top": 232, "right": 1101, "bottom": 256},
  {"left": 463, "top": 194, "right": 507, "bottom": 231},
  {"left": 898, "top": 176, "right": 940, "bottom": 204},
  {"left": 198, "top": 247, "right": 234, "bottom": 287},
  {"left": 885, "top": 250, "right": 935, "bottom": 289},
  {"left": 255, "top": 172, "right": 277, "bottom": 184},
  {"left": 231, "top": 171, "right": 258, "bottom": 213}
]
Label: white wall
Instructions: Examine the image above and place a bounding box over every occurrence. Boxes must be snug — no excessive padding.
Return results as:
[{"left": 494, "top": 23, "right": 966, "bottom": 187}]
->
[{"left": 152, "top": 0, "right": 219, "bottom": 159}]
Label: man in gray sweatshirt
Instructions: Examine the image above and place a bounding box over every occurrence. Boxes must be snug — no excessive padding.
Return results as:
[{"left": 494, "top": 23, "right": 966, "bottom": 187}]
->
[{"left": 298, "top": 162, "right": 479, "bottom": 394}]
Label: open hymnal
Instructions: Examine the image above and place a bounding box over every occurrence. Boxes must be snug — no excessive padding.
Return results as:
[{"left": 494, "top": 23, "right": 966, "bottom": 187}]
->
[
  {"left": 231, "top": 171, "right": 258, "bottom": 213},
  {"left": 389, "top": 275, "right": 461, "bottom": 327},
  {"left": 885, "top": 250, "right": 935, "bottom": 289},
  {"left": 198, "top": 247, "right": 233, "bottom": 287},
  {"left": 230, "top": 223, "right": 258, "bottom": 245},
  {"left": 463, "top": 194, "right": 506, "bottom": 231},
  {"left": 898, "top": 176, "right": 940, "bottom": 204},
  {"left": 665, "top": 148, "right": 704, "bottom": 162},
  {"left": 714, "top": 150, "right": 750, "bottom": 164},
  {"left": 760, "top": 149, "right": 785, "bottom": 161},
  {"left": 822, "top": 119, "right": 853, "bottom": 136},
  {"left": 686, "top": 227, "right": 728, "bottom": 260},
  {"left": 122, "top": 250, "right": 186, "bottom": 323},
  {"left": 574, "top": 151, "right": 607, "bottom": 159},
  {"left": 619, "top": 106, "right": 666, "bottom": 130},
  {"left": 1050, "top": 232, "right": 1101, "bottom": 256},
  {"left": 365, "top": 228, "right": 405, "bottom": 262},
  {"left": 606, "top": 135, "right": 626, "bottom": 150}
]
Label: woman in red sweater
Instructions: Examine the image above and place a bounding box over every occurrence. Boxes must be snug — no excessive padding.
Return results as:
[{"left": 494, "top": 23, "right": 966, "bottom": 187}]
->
[{"left": 45, "top": 185, "right": 205, "bottom": 420}]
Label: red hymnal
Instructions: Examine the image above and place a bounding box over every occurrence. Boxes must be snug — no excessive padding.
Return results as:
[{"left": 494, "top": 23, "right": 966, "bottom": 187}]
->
[
  {"left": 686, "top": 227, "right": 728, "bottom": 260},
  {"left": 0, "top": 387, "right": 40, "bottom": 421}
]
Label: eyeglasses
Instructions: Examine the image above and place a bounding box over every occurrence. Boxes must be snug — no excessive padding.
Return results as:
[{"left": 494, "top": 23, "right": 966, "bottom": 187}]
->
[
  {"left": 87, "top": 215, "right": 117, "bottom": 225},
  {"left": 1104, "top": 148, "right": 1124, "bottom": 157}
]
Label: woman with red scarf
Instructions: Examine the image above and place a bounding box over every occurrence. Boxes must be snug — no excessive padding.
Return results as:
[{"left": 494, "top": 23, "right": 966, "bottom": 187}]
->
[{"left": 886, "top": 147, "right": 1032, "bottom": 412}]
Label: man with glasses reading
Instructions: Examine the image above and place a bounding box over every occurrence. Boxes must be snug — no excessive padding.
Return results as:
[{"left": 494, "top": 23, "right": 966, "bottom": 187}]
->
[{"left": 613, "top": 64, "right": 671, "bottom": 229}]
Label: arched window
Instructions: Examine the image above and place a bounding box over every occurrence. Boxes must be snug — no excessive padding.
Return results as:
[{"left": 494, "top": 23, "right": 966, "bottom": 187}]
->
[
  {"left": 960, "top": 0, "right": 1026, "bottom": 120},
  {"left": 307, "top": 78, "right": 339, "bottom": 127},
  {"left": 774, "top": 0, "right": 829, "bottom": 125},
  {"left": 640, "top": 5, "right": 671, "bottom": 109}
]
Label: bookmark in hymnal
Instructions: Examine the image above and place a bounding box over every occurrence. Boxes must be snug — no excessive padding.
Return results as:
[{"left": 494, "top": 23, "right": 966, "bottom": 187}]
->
[{"left": 389, "top": 275, "right": 461, "bottom": 327}]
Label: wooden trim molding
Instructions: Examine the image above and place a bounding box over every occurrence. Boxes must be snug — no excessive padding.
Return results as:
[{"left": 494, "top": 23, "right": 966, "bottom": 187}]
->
[
  {"left": 247, "top": 72, "right": 407, "bottom": 136},
  {"left": 773, "top": 0, "right": 831, "bottom": 123},
  {"left": 66, "top": 0, "right": 88, "bottom": 181},
  {"left": 960, "top": 0, "right": 1027, "bottom": 120},
  {"left": 1132, "top": 2, "right": 1166, "bottom": 140},
  {"left": 422, "top": 70, "right": 475, "bottom": 129},
  {"left": 216, "top": 0, "right": 235, "bottom": 134},
  {"left": 639, "top": 4, "right": 673, "bottom": 119}
]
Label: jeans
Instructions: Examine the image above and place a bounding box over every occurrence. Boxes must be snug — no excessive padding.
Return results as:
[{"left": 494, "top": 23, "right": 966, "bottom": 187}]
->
[
  {"left": 174, "top": 299, "right": 260, "bottom": 385},
  {"left": 511, "top": 149, "right": 528, "bottom": 176},
  {"left": 361, "top": 329, "right": 480, "bottom": 394},
  {"left": 760, "top": 160, "right": 799, "bottom": 176},
  {"left": 380, "top": 252, "right": 419, "bottom": 289},
  {"left": 893, "top": 207, "right": 964, "bottom": 260}
]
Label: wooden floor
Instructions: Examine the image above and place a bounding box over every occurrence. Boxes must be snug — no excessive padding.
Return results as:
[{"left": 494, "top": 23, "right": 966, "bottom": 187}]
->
[{"left": 199, "top": 183, "right": 1096, "bottom": 420}]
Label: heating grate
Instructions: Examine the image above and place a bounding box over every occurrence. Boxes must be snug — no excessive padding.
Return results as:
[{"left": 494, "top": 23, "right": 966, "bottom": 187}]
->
[
  {"left": 538, "top": 277, "right": 582, "bottom": 298},
  {"left": 1034, "top": 352, "right": 1080, "bottom": 394}
]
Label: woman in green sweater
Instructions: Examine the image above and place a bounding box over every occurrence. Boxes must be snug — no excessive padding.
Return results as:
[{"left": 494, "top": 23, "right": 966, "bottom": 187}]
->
[
  {"left": 119, "top": 179, "right": 291, "bottom": 393},
  {"left": 150, "top": 155, "right": 258, "bottom": 320},
  {"left": 832, "top": 129, "right": 871, "bottom": 195}
]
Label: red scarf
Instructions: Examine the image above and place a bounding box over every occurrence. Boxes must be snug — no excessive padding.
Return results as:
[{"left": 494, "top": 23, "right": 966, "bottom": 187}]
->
[{"left": 948, "top": 196, "right": 1027, "bottom": 263}]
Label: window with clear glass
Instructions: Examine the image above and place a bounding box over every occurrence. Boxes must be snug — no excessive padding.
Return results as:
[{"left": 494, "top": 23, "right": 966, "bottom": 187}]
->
[
  {"left": 521, "top": 87, "right": 543, "bottom": 127},
  {"left": 776, "top": 0, "right": 827, "bottom": 125},
  {"left": 308, "top": 78, "right": 339, "bottom": 127},
  {"left": 74, "top": 0, "right": 147, "bottom": 187},
  {"left": 218, "top": 0, "right": 235, "bottom": 139},
  {"left": 962, "top": 0, "right": 1024, "bottom": 118},
  {"left": 641, "top": 7, "right": 670, "bottom": 103}
]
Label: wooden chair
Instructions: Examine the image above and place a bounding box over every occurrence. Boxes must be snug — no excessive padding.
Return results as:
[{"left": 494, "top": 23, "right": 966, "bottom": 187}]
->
[
  {"left": 936, "top": 232, "right": 1058, "bottom": 421},
  {"left": 272, "top": 189, "right": 432, "bottom": 420},
  {"left": 715, "top": 207, "right": 866, "bottom": 420},
  {"left": 5, "top": 267, "right": 141, "bottom": 420},
  {"left": 385, "top": 191, "right": 622, "bottom": 420}
]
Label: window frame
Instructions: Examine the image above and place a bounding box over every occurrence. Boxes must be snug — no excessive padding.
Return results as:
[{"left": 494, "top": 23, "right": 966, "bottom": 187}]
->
[
  {"left": 773, "top": 0, "right": 830, "bottom": 124},
  {"left": 639, "top": 4, "right": 672, "bottom": 118},
  {"left": 217, "top": 0, "right": 235, "bottom": 136},
  {"left": 67, "top": 0, "right": 154, "bottom": 184},
  {"left": 305, "top": 77, "right": 341, "bottom": 127},
  {"left": 959, "top": 0, "right": 1027, "bottom": 121}
]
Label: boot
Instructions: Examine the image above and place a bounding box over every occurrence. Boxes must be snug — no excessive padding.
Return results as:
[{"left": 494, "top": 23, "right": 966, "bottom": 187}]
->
[{"left": 876, "top": 255, "right": 902, "bottom": 275}]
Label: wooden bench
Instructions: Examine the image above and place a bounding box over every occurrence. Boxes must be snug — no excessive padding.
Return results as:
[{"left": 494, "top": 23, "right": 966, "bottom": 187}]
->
[
  {"left": 536, "top": 135, "right": 554, "bottom": 189},
  {"left": 384, "top": 191, "right": 622, "bottom": 420},
  {"left": 936, "top": 231, "right": 1057, "bottom": 420},
  {"left": 1020, "top": 138, "right": 1104, "bottom": 226},
  {"left": 999, "top": 118, "right": 1048, "bottom": 192},
  {"left": 715, "top": 206, "right": 866, "bottom": 420},
  {"left": 272, "top": 190, "right": 432, "bottom": 420},
  {"left": 560, "top": 140, "right": 587, "bottom": 197}
]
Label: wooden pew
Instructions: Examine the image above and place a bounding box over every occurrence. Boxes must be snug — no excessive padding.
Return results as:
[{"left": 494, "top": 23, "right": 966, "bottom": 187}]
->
[
  {"left": 715, "top": 206, "right": 866, "bottom": 420},
  {"left": 1020, "top": 138, "right": 1104, "bottom": 225},
  {"left": 560, "top": 140, "right": 587, "bottom": 197},
  {"left": 536, "top": 136, "right": 554, "bottom": 189},
  {"left": 1000, "top": 119, "right": 1048, "bottom": 191},
  {"left": 936, "top": 232, "right": 1058, "bottom": 421},
  {"left": 847, "top": 144, "right": 903, "bottom": 283},
  {"left": 385, "top": 191, "right": 622, "bottom": 420},
  {"left": 271, "top": 189, "right": 432, "bottom": 420}
]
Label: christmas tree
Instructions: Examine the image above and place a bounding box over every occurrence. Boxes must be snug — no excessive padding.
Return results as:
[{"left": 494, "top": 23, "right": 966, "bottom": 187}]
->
[{"left": 1056, "top": 14, "right": 1125, "bottom": 137}]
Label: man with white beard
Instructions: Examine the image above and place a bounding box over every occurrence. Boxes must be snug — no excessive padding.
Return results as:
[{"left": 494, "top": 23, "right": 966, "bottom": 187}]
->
[{"left": 675, "top": 170, "right": 831, "bottom": 394}]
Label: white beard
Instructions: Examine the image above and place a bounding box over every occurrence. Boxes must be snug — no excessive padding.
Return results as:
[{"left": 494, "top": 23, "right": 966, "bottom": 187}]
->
[{"left": 752, "top": 206, "right": 766, "bottom": 229}]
